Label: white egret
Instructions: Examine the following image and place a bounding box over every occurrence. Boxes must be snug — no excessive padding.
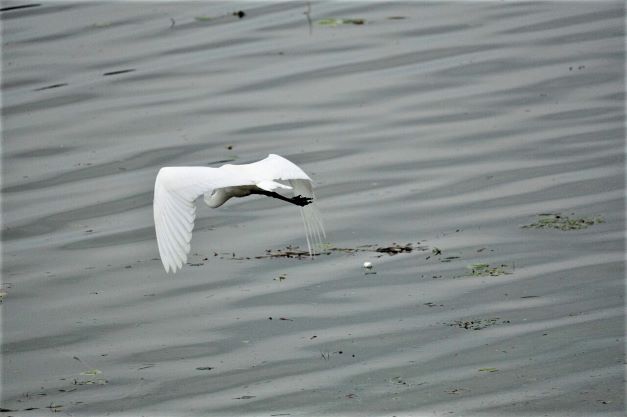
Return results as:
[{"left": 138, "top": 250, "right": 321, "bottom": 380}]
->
[{"left": 153, "top": 154, "right": 325, "bottom": 273}]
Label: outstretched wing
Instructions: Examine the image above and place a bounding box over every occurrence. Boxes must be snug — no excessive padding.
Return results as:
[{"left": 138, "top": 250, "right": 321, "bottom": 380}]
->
[
  {"left": 153, "top": 166, "right": 251, "bottom": 273},
  {"left": 235, "top": 154, "right": 313, "bottom": 183}
]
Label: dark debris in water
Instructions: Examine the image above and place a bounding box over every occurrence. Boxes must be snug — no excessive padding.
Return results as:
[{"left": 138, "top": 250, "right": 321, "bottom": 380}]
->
[
  {"left": 521, "top": 213, "right": 604, "bottom": 231},
  {"left": 317, "top": 18, "right": 366, "bottom": 26},
  {"left": 446, "top": 318, "right": 510, "bottom": 330},
  {"left": 468, "top": 263, "right": 512, "bottom": 277},
  {"left": 244, "top": 242, "right": 426, "bottom": 259}
]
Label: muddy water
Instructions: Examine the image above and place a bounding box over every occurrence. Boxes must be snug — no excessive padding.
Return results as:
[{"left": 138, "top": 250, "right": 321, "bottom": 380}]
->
[{"left": 1, "top": 2, "right": 624, "bottom": 416}]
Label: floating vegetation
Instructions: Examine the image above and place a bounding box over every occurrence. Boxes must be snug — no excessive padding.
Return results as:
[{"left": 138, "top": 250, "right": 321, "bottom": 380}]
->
[
  {"left": 478, "top": 367, "right": 498, "bottom": 373},
  {"left": 446, "top": 318, "right": 510, "bottom": 330},
  {"left": 253, "top": 242, "right": 425, "bottom": 259},
  {"left": 195, "top": 16, "right": 213, "bottom": 22},
  {"left": 521, "top": 213, "right": 604, "bottom": 231},
  {"left": 79, "top": 369, "right": 102, "bottom": 376},
  {"left": 182, "top": 242, "right": 428, "bottom": 266},
  {"left": 317, "top": 18, "right": 366, "bottom": 26},
  {"left": 200, "top": 243, "right": 426, "bottom": 260},
  {"left": 468, "top": 263, "right": 512, "bottom": 277}
]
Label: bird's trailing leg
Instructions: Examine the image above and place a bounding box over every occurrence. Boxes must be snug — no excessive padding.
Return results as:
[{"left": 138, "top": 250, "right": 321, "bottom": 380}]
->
[{"left": 252, "top": 189, "right": 313, "bottom": 207}]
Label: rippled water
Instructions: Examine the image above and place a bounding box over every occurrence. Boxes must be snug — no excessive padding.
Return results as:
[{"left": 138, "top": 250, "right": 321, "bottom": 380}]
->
[{"left": 1, "top": 2, "right": 625, "bottom": 416}]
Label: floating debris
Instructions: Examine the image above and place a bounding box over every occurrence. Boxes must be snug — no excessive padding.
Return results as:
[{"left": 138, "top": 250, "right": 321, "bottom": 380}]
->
[
  {"left": 196, "top": 366, "right": 214, "bottom": 371},
  {"left": 248, "top": 242, "right": 426, "bottom": 260},
  {"left": 440, "top": 256, "right": 460, "bottom": 263},
  {"left": 317, "top": 18, "right": 366, "bottom": 26},
  {"left": 195, "top": 15, "right": 213, "bottom": 22},
  {"left": 468, "top": 263, "right": 512, "bottom": 277},
  {"left": 375, "top": 243, "right": 414, "bottom": 255},
  {"left": 391, "top": 376, "right": 409, "bottom": 385},
  {"left": 446, "top": 318, "right": 510, "bottom": 330},
  {"left": 423, "top": 302, "right": 443, "bottom": 308},
  {"left": 234, "top": 395, "right": 255, "bottom": 400},
  {"left": 79, "top": 369, "right": 101, "bottom": 376},
  {"left": 521, "top": 213, "right": 604, "bottom": 231},
  {"left": 447, "top": 387, "right": 468, "bottom": 394},
  {"left": 233, "top": 10, "right": 246, "bottom": 18}
]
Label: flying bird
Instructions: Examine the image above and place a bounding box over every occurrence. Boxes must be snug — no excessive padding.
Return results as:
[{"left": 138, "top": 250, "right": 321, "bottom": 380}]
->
[{"left": 153, "top": 154, "right": 325, "bottom": 273}]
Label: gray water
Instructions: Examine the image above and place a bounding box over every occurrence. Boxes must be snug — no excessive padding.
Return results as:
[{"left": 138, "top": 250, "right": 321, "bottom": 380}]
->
[{"left": 1, "top": 2, "right": 625, "bottom": 416}]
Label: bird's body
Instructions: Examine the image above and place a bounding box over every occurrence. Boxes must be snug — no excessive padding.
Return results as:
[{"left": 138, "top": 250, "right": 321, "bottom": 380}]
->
[{"left": 153, "top": 154, "right": 325, "bottom": 273}]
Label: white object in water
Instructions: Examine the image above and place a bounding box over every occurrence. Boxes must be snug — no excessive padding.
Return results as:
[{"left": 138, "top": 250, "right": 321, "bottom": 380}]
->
[
  {"left": 363, "top": 261, "right": 373, "bottom": 269},
  {"left": 153, "top": 154, "right": 325, "bottom": 273}
]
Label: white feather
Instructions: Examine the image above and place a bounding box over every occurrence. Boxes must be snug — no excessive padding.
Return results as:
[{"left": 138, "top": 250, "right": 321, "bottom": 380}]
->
[{"left": 153, "top": 154, "right": 324, "bottom": 273}]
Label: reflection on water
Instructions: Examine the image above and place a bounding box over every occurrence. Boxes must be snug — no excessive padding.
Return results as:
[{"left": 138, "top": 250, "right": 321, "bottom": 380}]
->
[{"left": 2, "top": 2, "right": 624, "bottom": 416}]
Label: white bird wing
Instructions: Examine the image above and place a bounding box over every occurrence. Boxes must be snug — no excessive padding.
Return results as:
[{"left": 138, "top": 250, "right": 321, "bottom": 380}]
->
[
  {"left": 232, "top": 153, "right": 313, "bottom": 182},
  {"left": 153, "top": 166, "right": 252, "bottom": 273}
]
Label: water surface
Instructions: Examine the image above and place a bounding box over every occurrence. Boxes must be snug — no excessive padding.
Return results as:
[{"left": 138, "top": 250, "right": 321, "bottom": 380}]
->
[{"left": 1, "top": 2, "right": 625, "bottom": 416}]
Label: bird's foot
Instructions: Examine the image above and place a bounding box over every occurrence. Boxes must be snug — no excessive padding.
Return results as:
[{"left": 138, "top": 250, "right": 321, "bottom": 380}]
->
[{"left": 291, "top": 195, "right": 313, "bottom": 207}]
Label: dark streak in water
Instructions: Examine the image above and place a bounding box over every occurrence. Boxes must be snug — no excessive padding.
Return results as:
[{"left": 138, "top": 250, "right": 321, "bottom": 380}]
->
[
  {"left": 103, "top": 69, "right": 136, "bottom": 76},
  {"left": 0, "top": 4, "right": 41, "bottom": 12},
  {"left": 33, "top": 83, "right": 68, "bottom": 91},
  {"left": 10, "top": 145, "right": 75, "bottom": 158}
]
